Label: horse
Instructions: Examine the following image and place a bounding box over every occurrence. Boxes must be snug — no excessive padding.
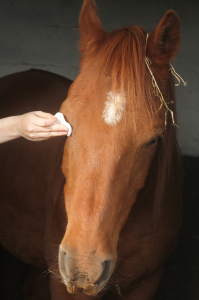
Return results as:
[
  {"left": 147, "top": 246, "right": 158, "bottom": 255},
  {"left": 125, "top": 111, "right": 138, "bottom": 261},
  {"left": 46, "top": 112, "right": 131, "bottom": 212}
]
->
[{"left": 0, "top": 0, "right": 182, "bottom": 299}]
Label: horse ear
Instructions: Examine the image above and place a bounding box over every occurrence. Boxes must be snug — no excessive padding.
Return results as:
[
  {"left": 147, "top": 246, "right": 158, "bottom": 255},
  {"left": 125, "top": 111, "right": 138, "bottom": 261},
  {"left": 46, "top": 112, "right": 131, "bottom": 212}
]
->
[
  {"left": 147, "top": 10, "right": 180, "bottom": 64},
  {"left": 79, "top": 0, "right": 106, "bottom": 53}
]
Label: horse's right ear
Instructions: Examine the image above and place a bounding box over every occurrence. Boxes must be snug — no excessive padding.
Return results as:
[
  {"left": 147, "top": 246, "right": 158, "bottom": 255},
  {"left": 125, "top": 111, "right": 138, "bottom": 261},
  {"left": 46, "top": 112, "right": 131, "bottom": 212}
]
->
[
  {"left": 79, "top": 0, "right": 106, "bottom": 53},
  {"left": 147, "top": 10, "right": 180, "bottom": 64}
]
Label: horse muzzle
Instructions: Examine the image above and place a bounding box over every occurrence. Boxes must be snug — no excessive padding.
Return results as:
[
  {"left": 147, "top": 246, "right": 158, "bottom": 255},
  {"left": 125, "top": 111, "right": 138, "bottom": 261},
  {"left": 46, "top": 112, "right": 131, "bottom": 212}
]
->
[{"left": 58, "top": 245, "right": 114, "bottom": 295}]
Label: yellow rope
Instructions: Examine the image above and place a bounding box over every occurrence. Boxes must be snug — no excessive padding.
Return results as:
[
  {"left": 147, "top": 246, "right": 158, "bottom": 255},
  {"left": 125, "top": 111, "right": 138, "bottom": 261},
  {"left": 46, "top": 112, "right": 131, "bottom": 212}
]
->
[
  {"left": 145, "top": 33, "right": 186, "bottom": 130},
  {"left": 169, "top": 63, "right": 187, "bottom": 87},
  {"left": 145, "top": 56, "right": 176, "bottom": 129}
]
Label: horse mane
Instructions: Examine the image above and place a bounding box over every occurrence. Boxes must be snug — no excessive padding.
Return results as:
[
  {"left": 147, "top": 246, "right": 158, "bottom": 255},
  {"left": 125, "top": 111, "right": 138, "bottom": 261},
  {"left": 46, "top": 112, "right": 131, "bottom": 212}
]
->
[
  {"left": 81, "top": 25, "right": 182, "bottom": 219},
  {"left": 150, "top": 76, "right": 182, "bottom": 220},
  {"left": 136, "top": 75, "right": 182, "bottom": 221}
]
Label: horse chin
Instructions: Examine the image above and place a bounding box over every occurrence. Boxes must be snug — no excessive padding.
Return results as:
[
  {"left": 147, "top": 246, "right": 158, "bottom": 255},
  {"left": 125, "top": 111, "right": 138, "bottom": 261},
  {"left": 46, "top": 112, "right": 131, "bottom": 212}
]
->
[
  {"left": 62, "top": 276, "right": 106, "bottom": 296},
  {"left": 67, "top": 285, "right": 101, "bottom": 296}
]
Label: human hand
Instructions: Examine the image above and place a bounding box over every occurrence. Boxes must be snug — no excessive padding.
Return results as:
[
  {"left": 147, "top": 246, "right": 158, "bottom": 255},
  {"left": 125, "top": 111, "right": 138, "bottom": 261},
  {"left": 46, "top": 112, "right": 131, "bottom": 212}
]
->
[{"left": 17, "top": 111, "right": 69, "bottom": 141}]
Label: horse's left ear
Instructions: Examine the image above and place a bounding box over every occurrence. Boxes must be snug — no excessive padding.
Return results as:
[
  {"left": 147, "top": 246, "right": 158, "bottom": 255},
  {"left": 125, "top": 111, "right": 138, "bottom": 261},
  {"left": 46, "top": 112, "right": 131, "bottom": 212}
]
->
[
  {"left": 79, "top": 0, "right": 106, "bottom": 53},
  {"left": 147, "top": 10, "right": 180, "bottom": 64}
]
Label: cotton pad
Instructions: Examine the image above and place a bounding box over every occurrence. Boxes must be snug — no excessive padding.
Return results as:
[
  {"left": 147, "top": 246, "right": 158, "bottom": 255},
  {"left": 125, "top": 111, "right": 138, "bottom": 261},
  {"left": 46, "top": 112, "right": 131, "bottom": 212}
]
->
[{"left": 54, "top": 112, "right": 72, "bottom": 137}]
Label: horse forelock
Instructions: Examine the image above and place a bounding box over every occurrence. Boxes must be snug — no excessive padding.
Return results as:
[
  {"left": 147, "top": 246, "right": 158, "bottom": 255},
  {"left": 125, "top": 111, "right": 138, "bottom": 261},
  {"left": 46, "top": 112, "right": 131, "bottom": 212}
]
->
[
  {"left": 88, "top": 25, "right": 180, "bottom": 220},
  {"left": 91, "top": 26, "right": 159, "bottom": 129}
]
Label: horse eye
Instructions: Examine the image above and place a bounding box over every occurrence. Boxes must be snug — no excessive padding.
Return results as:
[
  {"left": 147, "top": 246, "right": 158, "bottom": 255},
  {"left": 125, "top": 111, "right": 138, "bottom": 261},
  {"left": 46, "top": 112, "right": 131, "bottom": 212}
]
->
[
  {"left": 146, "top": 139, "right": 157, "bottom": 147},
  {"left": 145, "top": 135, "right": 161, "bottom": 147}
]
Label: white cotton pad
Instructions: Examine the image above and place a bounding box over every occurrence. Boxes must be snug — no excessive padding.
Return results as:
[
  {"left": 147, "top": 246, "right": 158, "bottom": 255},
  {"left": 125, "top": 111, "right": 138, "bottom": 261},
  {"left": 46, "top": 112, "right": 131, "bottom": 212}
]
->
[{"left": 54, "top": 112, "right": 72, "bottom": 137}]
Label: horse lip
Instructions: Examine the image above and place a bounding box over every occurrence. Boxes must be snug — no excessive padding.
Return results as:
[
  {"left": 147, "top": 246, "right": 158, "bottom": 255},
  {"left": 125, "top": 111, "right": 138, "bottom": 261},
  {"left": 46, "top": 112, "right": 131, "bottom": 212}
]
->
[
  {"left": 66, "top": 283, "right": 101, "bottom": 296},
  {"left": 61, "top": 275, "right": 107, "bottom": 296}
]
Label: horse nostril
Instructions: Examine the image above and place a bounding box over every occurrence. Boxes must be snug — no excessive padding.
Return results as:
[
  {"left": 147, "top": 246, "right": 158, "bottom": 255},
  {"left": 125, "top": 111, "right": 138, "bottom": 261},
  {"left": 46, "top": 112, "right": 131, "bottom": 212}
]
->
[
  {"left": 59, "top": 245, "right": 114, "bottom": 289},
  {"left": 59, "top": 245, "right": 67, "bottom": 256},
  {"left": 59, "top": 247, "right": 72, "bottom": 281},
  {"left": 95, "top": 259, "right": 113, "bottom": 285}
]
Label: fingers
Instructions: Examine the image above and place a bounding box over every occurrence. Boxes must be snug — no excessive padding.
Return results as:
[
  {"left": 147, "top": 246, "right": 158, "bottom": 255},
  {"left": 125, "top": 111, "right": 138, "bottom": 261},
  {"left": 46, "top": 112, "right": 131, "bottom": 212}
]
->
[
  {"left": 34, "top": 111, "right": 55, "bottom": 119},
  {"left": 33, "top": 112, "right": 57, "bottom": 127},
  {"left": 28, "top": 130, "right": 68, "bottom": 141},
  {"left": 41, "top": 124, "right": 69, "bottom": 133},
  {"left": 19, "top": 111, "right": 70, "bottom": 141}
]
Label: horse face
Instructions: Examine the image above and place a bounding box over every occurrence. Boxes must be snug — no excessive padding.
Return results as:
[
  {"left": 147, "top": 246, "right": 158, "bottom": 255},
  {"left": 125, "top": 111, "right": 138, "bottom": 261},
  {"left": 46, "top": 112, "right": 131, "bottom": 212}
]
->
[
  {"left": 58, "top": 64, "right": 165, "bottom": 295},
  {"left": 59, "top": 85, "right": 163, "bottom": 296},
  {"left": 58, "top": 0, "right": 180, "bottom": 296}
]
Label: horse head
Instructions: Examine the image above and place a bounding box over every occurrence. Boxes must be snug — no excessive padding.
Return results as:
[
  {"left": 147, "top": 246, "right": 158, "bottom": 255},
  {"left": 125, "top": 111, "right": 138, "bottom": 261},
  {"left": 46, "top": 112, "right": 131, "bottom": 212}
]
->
[{"left": 58, "top": 0, "right": 180, "bottom": 296}]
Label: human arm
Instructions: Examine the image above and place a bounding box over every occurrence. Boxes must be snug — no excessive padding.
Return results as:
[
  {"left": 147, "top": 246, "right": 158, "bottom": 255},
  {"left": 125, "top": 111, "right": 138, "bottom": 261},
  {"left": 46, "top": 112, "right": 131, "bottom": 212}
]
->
[{"left": 0, "top": 111, "right": 69, "bottom": 143}]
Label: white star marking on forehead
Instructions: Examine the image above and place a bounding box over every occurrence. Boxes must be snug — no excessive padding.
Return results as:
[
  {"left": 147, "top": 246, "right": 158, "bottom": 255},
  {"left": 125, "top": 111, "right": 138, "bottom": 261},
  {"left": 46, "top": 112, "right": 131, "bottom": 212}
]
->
[{"left": 102, "top": 91, "right": 126, "bottom": 125}]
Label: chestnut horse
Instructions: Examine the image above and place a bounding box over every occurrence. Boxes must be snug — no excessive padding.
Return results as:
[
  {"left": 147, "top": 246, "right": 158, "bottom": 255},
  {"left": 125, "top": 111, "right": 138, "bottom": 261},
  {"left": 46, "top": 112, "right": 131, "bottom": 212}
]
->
[{"left": 0, "top": 0, "right": 182, "bottom": 299}]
